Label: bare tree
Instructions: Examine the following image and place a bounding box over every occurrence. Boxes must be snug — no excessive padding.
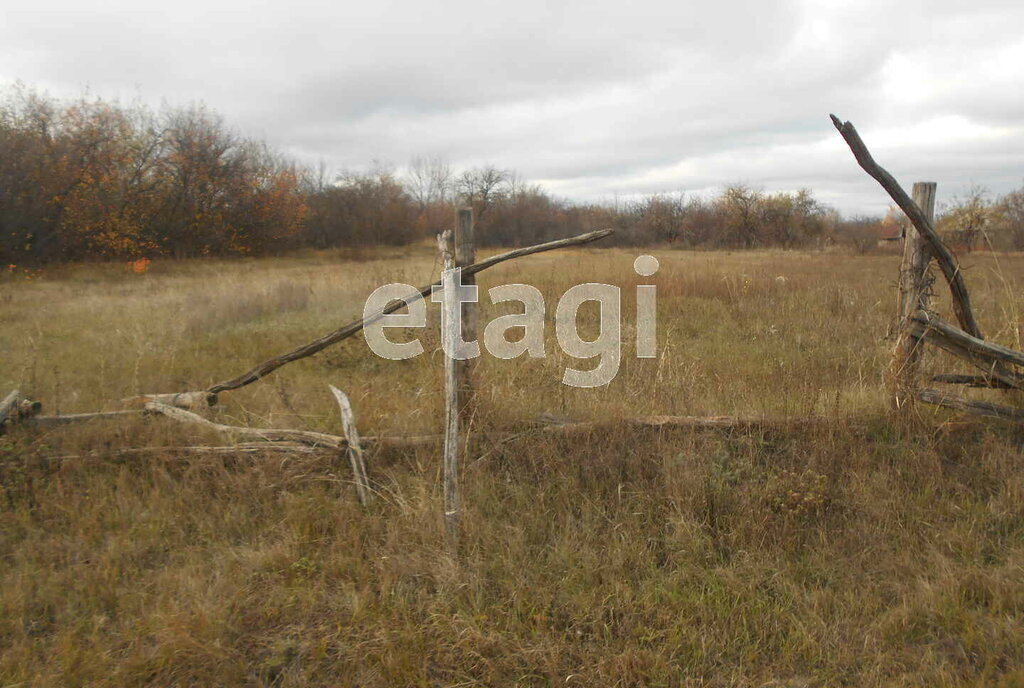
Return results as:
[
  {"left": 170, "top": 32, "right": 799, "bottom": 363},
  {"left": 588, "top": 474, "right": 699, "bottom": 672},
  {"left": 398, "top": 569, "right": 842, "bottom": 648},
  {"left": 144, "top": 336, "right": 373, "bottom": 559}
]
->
[
  {"left": 455, "top": 164, "right": 510, "bottom": 218},
  {"left": 406, "top": 155, "right": 452, "bottom": 209}
]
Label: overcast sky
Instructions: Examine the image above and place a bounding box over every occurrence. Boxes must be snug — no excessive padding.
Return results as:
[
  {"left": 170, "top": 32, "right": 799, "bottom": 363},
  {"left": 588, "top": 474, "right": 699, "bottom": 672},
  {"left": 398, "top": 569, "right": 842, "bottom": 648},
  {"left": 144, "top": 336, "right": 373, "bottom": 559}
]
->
[{"left": 2, "top": 0, "right": 1023, "bottom": 215}]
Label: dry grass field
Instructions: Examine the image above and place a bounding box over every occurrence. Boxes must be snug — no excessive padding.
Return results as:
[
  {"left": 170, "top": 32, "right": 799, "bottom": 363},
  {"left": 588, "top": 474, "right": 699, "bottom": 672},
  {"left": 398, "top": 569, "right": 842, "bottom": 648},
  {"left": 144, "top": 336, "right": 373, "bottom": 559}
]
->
[{"left": 2, "top": 245, "right": 1024, "bottom": 686}]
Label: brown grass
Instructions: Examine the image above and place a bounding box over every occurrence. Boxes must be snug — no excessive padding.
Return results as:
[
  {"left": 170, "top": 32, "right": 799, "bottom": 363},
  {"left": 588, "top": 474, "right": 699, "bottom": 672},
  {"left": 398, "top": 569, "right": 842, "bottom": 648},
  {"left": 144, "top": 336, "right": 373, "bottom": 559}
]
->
[{"left": 1, "top": 246, "right": 1024, "bottom": 686}]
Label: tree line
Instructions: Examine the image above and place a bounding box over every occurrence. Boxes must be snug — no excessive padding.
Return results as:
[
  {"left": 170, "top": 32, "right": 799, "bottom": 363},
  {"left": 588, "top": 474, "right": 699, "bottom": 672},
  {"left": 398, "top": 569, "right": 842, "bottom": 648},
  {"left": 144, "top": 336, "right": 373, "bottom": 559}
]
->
[{"left": 5, "top": 86, "right": 1021, "bottom": 264}]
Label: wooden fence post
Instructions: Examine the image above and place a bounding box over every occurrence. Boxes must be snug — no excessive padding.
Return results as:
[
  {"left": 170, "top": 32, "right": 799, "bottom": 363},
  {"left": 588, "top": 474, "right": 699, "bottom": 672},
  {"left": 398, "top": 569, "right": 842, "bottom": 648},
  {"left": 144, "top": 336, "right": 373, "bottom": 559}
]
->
[
  {"left": 454, "top": 207, "right": 476, "bottom": 413},
  {"left": 438, "top": 230, "right": 461, "bottom": 548},
  {"left": 890, "top": 181, "right": 937, "bottom": 411}
]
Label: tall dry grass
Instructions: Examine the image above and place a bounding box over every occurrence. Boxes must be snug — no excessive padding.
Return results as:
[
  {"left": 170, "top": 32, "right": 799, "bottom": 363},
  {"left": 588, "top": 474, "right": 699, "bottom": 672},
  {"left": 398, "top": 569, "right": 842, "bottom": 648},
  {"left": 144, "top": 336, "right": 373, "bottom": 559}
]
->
[{"left": 1, "top": 246, "right": 1023, "bottom": 686}]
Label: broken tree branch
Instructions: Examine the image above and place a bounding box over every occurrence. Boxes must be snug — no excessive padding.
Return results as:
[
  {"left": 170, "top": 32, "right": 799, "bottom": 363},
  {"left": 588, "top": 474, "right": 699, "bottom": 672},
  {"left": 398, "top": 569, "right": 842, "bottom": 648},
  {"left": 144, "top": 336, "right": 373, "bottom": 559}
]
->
[
  {"left": 26, "top": 410, "right": 146, "bottom": 426},
  {"left": 204, "top": 228, "right": 614, "bottom": 396},
  {"left": 41, "top": 443, "right": 326, "bottom": 462},
  {"left": 125, "top": 391, "right": 218, "bottom": 410},
  {"left": 329, "top": 385, "right": 371, "bottom": 506},
  {"left": 144, "top": 402, "right": 349, "bottom": 449},
  {"left": 830, "top": 115, "right": 982, "bottom": 339}
]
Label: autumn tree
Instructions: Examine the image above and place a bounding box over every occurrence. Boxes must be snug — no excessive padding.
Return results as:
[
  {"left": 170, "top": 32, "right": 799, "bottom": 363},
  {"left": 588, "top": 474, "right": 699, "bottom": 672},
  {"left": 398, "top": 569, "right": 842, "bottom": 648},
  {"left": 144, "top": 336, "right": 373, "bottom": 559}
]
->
[{"left": 938, "top": 185, "right": 992, "bottom": 252}]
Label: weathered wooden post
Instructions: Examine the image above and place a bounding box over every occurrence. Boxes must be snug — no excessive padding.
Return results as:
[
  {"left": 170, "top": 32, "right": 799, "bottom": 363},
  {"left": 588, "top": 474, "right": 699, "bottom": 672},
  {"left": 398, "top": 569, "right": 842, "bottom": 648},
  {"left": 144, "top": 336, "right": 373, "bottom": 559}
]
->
[
  {"left": 454, "top": 207, "right": 476, "bottom": 413},
  {"left": 437, "top": 230, "right": 461, "bottom": 548},
  {"left": 890, "top": 181, "right": 937, "bottom": 411}
]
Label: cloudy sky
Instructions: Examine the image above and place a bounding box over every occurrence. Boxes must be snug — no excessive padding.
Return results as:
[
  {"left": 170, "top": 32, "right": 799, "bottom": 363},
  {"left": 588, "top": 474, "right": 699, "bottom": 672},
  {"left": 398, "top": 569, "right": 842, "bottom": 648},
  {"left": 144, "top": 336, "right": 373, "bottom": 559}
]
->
[{"left": 2, "top": 0, "right": 1023, "bottom": 214}]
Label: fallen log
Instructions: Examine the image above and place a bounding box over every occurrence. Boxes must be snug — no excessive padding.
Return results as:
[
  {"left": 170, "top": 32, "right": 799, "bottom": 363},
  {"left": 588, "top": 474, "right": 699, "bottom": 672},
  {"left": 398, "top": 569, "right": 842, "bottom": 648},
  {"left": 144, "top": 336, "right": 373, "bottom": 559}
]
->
[
  {"left": 539, "top": 414, "right": 834, "bottom": 433},
  {"left": 205, "top": 229, "right": 614, "bottom": 396},
  {"left": 26, "top": 410, "right": 146, "bottom": 426},
  {"left": 144, "top": 402, "right": 349, "bottom": 449},
  {"left": 932, "top": 374, "right": 1016, "bottom": 389},
  {"left": 143, "top": 401, "right": 439, "bottom": 449},
  {"left": 830, "top": 115, "right": 982, "bottom": 339},
  {"left": 40, "top": 443, "right": 325, "bottom": 462},
  {"left": 124, "top": 391, "right": 217, "bottom": 410},
  {"left": 917, "top": 389, "right": 1024, "bottom": 423}
]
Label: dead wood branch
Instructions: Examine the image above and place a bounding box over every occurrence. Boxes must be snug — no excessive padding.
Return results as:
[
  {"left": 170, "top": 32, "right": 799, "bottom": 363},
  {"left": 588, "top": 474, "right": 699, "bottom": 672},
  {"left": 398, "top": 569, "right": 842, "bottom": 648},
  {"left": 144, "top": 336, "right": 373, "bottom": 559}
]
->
[
  {"left": 932, "top": 374, "right": 1016, "bottom": 389},
  {"left": 142, "top": 402, "right": 438, "bottom": 449},
  {"left": 329, "top": 385, "right": 371, "bottom": 506},
  {"left": 909, "top": 313, "right": 1024, "bottom": 391},
  {"left": 539, "top": 414, "right": 834, "bottom": 433},
  {"left": 41, "top": 443, "right": 325, "bottom": 462},
  {"left": 124, "top": 391, "right": 217, "bottom": 410},
  {"left": 830, "top": 115, "right": 982, "bottom": 339},
  {"left": 205, "top": 228, "right": 614, "bottom": 396},
  {"left": 917, "top": 389, "right": 1024, "bottom": 423},
  {"left": 26, "top": 410, "right": 146, "bottom": 425},
  {"left": 910, "top": 312, "right": 1024, "bottom": 368},
  {"left": 144, "top": 402, "right": 349, "bottom": 449}
]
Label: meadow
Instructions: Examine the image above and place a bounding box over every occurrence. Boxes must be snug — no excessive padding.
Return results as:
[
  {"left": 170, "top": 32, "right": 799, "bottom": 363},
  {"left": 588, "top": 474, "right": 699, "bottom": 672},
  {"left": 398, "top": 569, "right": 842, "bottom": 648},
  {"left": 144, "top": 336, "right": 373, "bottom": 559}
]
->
[{"left": 1, "top": 244, "right": 1023, "bottom": 686}]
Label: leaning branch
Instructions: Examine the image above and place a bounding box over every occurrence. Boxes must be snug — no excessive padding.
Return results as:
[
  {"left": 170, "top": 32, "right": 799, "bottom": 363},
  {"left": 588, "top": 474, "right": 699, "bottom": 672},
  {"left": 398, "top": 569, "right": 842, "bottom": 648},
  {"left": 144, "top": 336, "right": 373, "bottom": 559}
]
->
[
  {"left": 830, "top": 115, "right": 982, "bottom": 339},
  {"left": 205, "top": 229, "right": 614, "bottom": 396}
]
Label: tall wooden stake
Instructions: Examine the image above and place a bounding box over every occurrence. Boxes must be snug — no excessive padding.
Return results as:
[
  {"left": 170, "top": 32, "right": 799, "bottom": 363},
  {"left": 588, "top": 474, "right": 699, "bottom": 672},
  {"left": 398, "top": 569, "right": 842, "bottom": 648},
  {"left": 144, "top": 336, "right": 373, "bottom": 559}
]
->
[
  {"left": 890, "top": 181, "right": 937, "bottom": 411},
  {"left": 455, "top": 207, "right": 477, "bottom": 413},
  {"left": 438, "top": 230, "right": 461, "bottom": 548}
]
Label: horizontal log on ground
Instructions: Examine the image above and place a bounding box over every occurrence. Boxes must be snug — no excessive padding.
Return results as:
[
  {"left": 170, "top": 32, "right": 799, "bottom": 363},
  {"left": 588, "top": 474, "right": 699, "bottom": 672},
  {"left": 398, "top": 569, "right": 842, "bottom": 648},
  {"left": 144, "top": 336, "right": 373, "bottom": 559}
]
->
[
  {"left": 144, "top": 402, "right": 438, "bottom": 449},
  {"left": 831, "top": 115, "right": 982, "bottom": 339},
  {"left": 40, "top": 443, "right": 326, "bottom": 461},
  {"left": 917, "top": 389, "right": 1024, "bottom": 423},
  {"left": 125, "top": 391, "right": 217, "bottom": 410},
  {"left": 931, "top": 374, "right": 1016, "bottom": 389},
  {"left": 206, "top": 229, "right": 614, "bottom": 395},
  {"left": 539, "top": 414, "right": 834, "bottom": 433},
  {"left": 145, "top": 402, "right": 349, "bottom": 448},
  {"left": 26, "top": 410, "right": 146, "bottom": 425}
]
